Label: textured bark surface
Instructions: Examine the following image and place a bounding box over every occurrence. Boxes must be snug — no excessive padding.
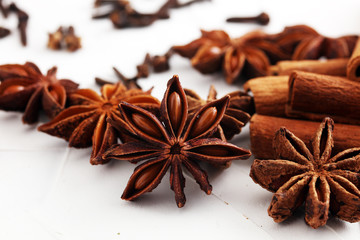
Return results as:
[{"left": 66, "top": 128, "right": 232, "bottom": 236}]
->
[
  {"left": 347, "top": 38, "right": 360, "bottom": 81},
  {"left": 250, "top": 114, "right": 360, "bottom": 159},
  {"left": 287, "top": 71, "right": 360, "bottom": 124},
  {"left": 244, "top": 76, "right": 288, "bottom": 117},
  {"left": 270, "top": 58, "right": 348, "bottom": 76}
]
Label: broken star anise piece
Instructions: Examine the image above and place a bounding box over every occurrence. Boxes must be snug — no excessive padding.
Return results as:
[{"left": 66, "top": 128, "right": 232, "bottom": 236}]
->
[
  {"left": 104, "top": 75, "right": 251, "bottom": 207},
  {"left": 185, "top": 85, "right": 253, "bottom": 140},
  {"left": 0, "top": 62, "right": 78, "bottom": 124},
  {"left": 250, "top": 117, "right": 360, "bottom": 228},
  {"left": 38, "top": 83, "right": 160, "bottom": 165}
]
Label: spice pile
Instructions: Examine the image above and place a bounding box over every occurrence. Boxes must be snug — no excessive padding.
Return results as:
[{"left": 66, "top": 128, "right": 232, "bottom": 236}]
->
[
  {"left": 1, "top": 1, "right": 360, "bottom": 232},
  {"left": 92, "top": 0, "right": 210, "bottom": 29},
  {"left": 0, "top": 62, "right": 253, "bottom": 207},
  {"left": 244, "top": 37, "right": 360, "bottom": 228},
  {"left": 109, "top": 25, "right": 357, "bottom": 87}
]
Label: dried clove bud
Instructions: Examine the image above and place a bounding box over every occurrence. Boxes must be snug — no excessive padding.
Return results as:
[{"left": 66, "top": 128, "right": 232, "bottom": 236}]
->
[
  {"left": 8, "top": 3, "right": 29, "bottom": 46},
  {"left": 0, "top": 0, "right": 8, "bottom": 17},
  {"left": 0, "top": 26, "right": 10, "bottom": 38},
  {"left": 95, "top": 67, "right": 141, "bottom": 89},
  {"left": 226, "top": 12, "right": 270, "bottom": 26},
  {"left": 95, "top": 51, "right": 173, "bottom": 87},
  {"left": 93, "top": 0, "right": 210, "bottom": 29}
]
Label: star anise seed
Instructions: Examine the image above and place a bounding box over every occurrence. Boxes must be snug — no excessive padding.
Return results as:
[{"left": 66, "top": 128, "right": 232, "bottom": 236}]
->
[
  {"left": 185, "top": 85, "right": 253, "bottom": 140},
  {"left": 104, "top": 75, "right": 251, "bottom": 207}
]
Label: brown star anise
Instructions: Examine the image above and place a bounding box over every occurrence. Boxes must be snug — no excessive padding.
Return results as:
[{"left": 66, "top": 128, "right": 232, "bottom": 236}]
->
[
  {"left": 250, "top": 118, "right": 360, "bottom": 228},
  {"left": 270, "top": 25, "right": 358, "bottom": 60},
  {"left": 104, "top": 75, "right": 251, "bottom": 207},
  {"left": 38, "top": 83, "right": 160, "bottom": 165},
  {"left": 185, "top": 85, "right": 253, "bottom": 140},
  {"left": 172, "top": 29, "right": 287, "bottom": 84},
  {"left": 0, "top": 62, "right": 79, "bottom": 124}
]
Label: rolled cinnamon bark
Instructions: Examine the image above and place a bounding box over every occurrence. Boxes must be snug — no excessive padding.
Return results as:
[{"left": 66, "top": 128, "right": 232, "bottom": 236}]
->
[
  {"left": 250, "top": 114, "right": 360, "bottom": 159},
  {"left": 270, "top": 58, "right": 348, "bottom": 76},
  {"left": 244, "top": 76, "right": 288, "bottom": 117},
  {"left": 347, "top": 37, "right": 360, "bottom": 81},
  {"left": 287, "top": 71, "right": 360, "bottom": 124}
]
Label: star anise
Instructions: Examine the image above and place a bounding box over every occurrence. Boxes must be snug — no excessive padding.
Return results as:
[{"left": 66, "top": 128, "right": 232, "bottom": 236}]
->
[
  {"left": 250, "top": 118, "right": 360, "bottom": 228},
  {"left": 270, "top": 25, "right": 358, "bottom": 60},
  {"left": 172, "top": 29, "right": 286, "bottom": 84},
  {"left": 103, "top": 75, "right": 251, "bottom": 207},
  {"left": 0, "top": 62, "right": 79, "bottom": 124},
  {"left": 38, "top": 83, "right": 160, "bottom": 165},
  {"left": 185, "top": 85, "right": 253, "bottom": 140}
]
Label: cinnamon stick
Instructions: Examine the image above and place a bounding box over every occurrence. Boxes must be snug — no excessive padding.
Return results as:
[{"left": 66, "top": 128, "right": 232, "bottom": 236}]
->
[
  {"left": 250, "top": 114, "right": 360, "bottom": 159},
  {"left": 347, "top": 37, "right": 360, "bottom": 81},
  {"left": 270, "top": 58, "right": 348, "bottom": 76},
  {"left": 244, "top": 76, "right": 288, "bottom": 117},
  {"left": 287, "top": 71, "right": 360, "bottom": 124}
]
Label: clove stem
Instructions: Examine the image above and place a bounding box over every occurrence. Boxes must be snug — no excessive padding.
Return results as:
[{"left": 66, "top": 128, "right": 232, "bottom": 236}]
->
[{"left": 226, "top": 12, "right": 270, "bottom": 26}]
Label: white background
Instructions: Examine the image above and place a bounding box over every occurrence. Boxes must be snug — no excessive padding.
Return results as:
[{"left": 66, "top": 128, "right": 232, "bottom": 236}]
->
[{"left": 1, "top": 0, "right": 360, "bottom": 239}]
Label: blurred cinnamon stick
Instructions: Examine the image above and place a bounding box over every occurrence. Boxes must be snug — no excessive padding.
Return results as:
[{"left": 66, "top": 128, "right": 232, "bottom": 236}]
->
[
  {"left": 244, "top": 76, "right": 288, "bottom": 117},
  {"left": 347, "top": 37, "right": 360, "bottom": 81},
  {"left": 250, "top": 114, "right": 360, "bottom": 159},
  {"left": 270, "top": 58, "right": 348, "bottom": 76},
  {"left": 287, "top": 71, "right": 360, "bottom": 124}
]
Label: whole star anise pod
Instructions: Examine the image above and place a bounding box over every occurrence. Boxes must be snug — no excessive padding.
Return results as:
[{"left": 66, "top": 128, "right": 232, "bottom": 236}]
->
[
  {"left": 38, "top": 83, "right": 160, "bottom": 165},
  {"left": 250, "top": 118, "right": 360, "bottom": 229},
  {"left": 172, "top": 30, "right": 285, "bottom": 84},
  {"left": 104, "top": 75, "right": 251, "bottom": 207},
  {"left": 271, "top": 25, "right": 358, "bottom": 60},
  {"left": 185, "top": 85, "right": 253, "bottom": 140},
  {"left": 0, "top": 62, "right": 79, "bottom": 124}
]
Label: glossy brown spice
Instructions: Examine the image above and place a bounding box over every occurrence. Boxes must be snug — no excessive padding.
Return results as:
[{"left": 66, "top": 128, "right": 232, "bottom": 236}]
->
[
  {"left": 185, "top": 85, "right": 253, "bottom": 140},
  {"left": 104, "top": 75, "right": 251, "bottom": 207},
  {"left": 93, "top": 0, "right": 209, "bottom": 29},
  {"left": 8, "top": 3, "right": 28, "bottom": 46},
  {"left": 38, "top": 83, "right": 160, "bottom": 165},
  {"left": 172, "top": 30, "right": 275, "bottom": 83},
  {"left": 0, "top": 62, "right": 79, "bottom": 123},
  {"left": 250, "top": 118, "right": 360, "bottom": 228},
  {"left": 226, "top": 12, "right": 270, "bottom": 26},
  {"left": 0, "top": 26, "right": 10, "bottom": 38}
]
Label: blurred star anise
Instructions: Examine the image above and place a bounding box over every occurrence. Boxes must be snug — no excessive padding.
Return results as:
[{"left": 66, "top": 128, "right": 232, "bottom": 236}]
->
[
  {"left": 270, "top": 25, "right": 358, "bottom": 60},
  {"left": 185, "top": 85, "right": 253, "bottom": 140},
  {"left": 104, "top": 75, "right": 251, "bottom": 207},
  {"left": 38, "top": 83, "right": 160, "bottom": 165},
  {"left": 250, "top": 118, "right": 360, "bottom": 228},
  {"left": 0, "top": 62, "right": 78, "bottom": 124}
]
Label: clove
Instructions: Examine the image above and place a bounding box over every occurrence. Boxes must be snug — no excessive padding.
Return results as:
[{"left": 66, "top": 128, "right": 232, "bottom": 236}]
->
[
  {"left": 226, "top": 12, "right": 270, "bottom": 26},
  {"left": 8, "top": 3, "right": 29, "bottom": 46},
  {"left": 0, "top": 0, "right": 8, "bottom": 17},
  {"left": 0, "top": 26, "right": 10, "bottom": 38},
  {"left": 95, "top": 51, "right": 173, "bottom": 88},
  {"left": 95, "top": 67, "right": 141, "bottom": 89},
  {"left": 93, "top": 0, "right": 210, "bottom": 29}
]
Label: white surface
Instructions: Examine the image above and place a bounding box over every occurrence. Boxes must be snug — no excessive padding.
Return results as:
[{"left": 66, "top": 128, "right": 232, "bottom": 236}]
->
[{"left": 1, "top": 0, "right": 360, "bottom": 239}]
